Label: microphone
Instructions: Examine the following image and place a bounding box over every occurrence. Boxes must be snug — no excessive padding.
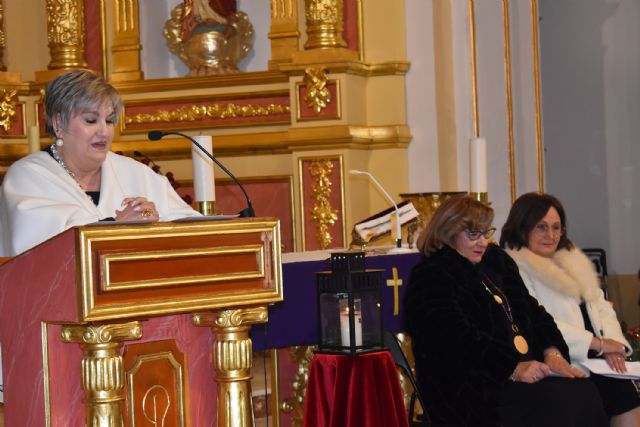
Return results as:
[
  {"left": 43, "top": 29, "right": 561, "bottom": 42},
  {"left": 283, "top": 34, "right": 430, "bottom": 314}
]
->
[
  {"left": 148, "top": 130, "right": 255, "bottom": 217},
  {"left": 350, "top": 169, "right": 408, "bottom": 251}
]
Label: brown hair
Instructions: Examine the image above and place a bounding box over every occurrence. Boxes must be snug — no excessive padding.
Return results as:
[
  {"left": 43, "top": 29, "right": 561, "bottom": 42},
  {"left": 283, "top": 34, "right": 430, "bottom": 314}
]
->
[
  {"left": 417, "top": 195, "right": 494, "bottom": 256},
  {"left": 500, "top": 192, "right": 573, "bottom": 251}
]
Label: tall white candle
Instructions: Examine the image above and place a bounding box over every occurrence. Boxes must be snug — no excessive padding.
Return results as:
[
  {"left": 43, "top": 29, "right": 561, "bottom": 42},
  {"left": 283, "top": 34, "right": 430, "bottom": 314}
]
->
[
  {"left": 339, "top": 299, "right": 363, "bottom": 347},
  {"left": 28, "top": 125, "right": 40, "bottom": 154},
  {"left": 192, "top": 135, "right": 216, "bottom": 202},
  {"left": 469, "top": 137, "right": 487, "bottom": 192}
]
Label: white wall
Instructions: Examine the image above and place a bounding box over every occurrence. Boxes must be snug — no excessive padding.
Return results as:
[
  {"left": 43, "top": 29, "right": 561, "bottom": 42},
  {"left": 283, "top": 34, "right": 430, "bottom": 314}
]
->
[
  {"left": 139, "top": 0, "right": 271, "bottom": 78},
  {"left": 539, "top": 0, "right": 640, "bottom": 274},
  {"left": 404, "top": 0, "right": 440, "bottom": 192}
]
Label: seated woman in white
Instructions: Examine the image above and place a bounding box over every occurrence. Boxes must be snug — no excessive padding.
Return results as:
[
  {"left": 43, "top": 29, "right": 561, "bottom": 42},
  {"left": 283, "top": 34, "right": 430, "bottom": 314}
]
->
[{"left": 501, "top": 192, "right": 640, "bottom": 427}]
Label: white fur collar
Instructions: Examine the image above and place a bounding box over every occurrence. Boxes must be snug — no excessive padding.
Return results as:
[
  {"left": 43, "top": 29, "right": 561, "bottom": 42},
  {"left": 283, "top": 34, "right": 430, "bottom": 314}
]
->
[{"left": 506, "top": 247, "right": 601, "bottom": 302}]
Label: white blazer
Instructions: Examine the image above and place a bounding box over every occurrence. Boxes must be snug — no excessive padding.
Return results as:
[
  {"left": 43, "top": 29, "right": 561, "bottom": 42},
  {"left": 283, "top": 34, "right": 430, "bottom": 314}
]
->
[
  {"left": 0, "top": 150, "right": 200, "bottom": 256},
  {"left": 507, "top": 246, "right": 630, "bottom": 374}
]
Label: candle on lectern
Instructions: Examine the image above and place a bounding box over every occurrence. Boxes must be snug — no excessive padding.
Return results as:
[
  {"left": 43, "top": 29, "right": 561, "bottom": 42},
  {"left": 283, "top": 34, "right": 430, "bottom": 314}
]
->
[
  {"left": 28, "top": 125, "right": 40, "bottom": 154},
  {"left": 469, "top": 137, "right": 487, "bottom": 193},
  {"left": 192, "top": 135, "right": 215, "bottom": 202}
]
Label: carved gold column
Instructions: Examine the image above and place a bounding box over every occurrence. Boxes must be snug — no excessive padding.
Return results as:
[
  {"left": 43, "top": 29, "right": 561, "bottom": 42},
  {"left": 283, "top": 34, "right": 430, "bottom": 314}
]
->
[
  {"left": 268, "top": 0, "right": 300, "bottom": 69},
  {"left": 36, "top": 0, "right": 88, "bottom": 82},
  {"left": 109, "top": 0, "right": 143, "bottom": 82},
  {"left": 303, "top": 0, "right": 346, "bottom": 49},
  {"left": 193, "top": 306, "right": 268, "bottom": 427},
  {"left": 60, "top": 321, "right": 143, "bottom": 427}
]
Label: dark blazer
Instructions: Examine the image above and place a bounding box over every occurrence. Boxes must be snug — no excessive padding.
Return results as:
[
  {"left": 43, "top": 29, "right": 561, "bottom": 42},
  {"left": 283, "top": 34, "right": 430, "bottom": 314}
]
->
[{"left": 403, "top": 244, "right": 569, "bottom": 427}]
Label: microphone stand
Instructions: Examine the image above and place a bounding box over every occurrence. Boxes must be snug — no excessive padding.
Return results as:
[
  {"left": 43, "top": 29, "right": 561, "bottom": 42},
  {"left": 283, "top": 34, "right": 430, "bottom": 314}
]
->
[
  {"left": 148, "top": 131, "right": 255, "bottom": 217},
  {"left": 350, "top": 170, "right": 412, "bottom": 253}
]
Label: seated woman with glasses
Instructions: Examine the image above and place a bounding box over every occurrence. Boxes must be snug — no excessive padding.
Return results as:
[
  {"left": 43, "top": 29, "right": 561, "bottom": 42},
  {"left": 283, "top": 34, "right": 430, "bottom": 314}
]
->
[
  {"left": 501, "top": 192, "right": 640, "bottom": 426},
  {"left": 404, "top": 194, "right": 608, "bottom": 427}
]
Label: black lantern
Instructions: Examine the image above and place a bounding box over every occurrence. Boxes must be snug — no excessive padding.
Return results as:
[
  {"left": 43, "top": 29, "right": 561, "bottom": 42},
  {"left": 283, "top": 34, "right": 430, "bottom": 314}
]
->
[{"left": 316, "top": 251, "right": 384, "bottom": 356}]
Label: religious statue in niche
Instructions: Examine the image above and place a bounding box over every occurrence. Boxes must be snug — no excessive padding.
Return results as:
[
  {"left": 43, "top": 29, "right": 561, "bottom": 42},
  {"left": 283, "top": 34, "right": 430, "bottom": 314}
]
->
[{"left": 163, "top": 0, "right": 254, "bottom": 76}]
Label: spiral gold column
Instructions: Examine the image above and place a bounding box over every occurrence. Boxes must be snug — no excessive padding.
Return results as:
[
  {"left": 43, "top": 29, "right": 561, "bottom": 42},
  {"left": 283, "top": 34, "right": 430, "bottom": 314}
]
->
[
  {"left": 193, "top": 306, "right": 268, "bottom": 427},
  {"left": 60, "top": 321, "right": 143, "bottom": 427},
  {"left": 303, "top": 0, "right": 347, "bottom": 49}
]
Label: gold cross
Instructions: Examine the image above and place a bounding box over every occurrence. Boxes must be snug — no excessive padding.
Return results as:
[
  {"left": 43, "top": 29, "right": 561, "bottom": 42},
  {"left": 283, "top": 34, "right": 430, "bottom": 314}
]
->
[{"left": 386, "top": 267, "right": 403, "bottom": 316}]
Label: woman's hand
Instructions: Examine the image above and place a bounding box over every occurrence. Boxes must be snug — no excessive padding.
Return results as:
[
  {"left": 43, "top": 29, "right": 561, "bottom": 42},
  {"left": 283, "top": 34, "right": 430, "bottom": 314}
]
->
[
  {"left": 115, "top": 197, "right": 159, "bottom": 222},
  {"left": 591, "top": 337, "right": 627, "bottom": 372},
  {"left": 510, "top": 360, "right": 551, "bottom": 384},
  {"left": 543, "top": 350, "right": 586, "bottom": 378}
]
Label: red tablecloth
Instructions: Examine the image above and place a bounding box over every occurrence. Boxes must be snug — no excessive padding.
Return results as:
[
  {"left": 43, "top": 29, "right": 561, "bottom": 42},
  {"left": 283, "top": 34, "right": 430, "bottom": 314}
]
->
[{"left": 303, "top": 351, "right": 409, "bottom": 427}]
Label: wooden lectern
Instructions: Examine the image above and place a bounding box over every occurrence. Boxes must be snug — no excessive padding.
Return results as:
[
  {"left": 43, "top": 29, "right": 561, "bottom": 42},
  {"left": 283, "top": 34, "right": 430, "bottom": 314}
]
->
[{"left": 0, "top": 217, "right": 283, "bottom": 427}]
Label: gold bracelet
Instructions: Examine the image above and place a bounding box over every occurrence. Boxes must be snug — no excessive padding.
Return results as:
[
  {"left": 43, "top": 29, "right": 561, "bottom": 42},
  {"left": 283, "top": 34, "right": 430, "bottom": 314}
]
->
[{"left": 545, "top": 351, "right": 562, "bottom": 358}]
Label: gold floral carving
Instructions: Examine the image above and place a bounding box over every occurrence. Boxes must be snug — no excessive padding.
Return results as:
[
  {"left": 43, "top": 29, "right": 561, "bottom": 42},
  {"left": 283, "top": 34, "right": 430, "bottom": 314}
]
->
[
  {"left": 0, "top": 89, "right": 16, "bottom": 132},
  {"left": 45, "top": 0, "right": 87, "bottom": 69},
  {"left": 280, "top": 346, "right": 316, "bottom": 427},
  {"left": 308, "top": 159, "right": 338, "bottom": 249},
  {"left": 303, "top": 68, "right": 331, "bottom": 113},
  {"left": 304, "top": 0, "right": 346, "bottom": 49},
  {"left": 124, "top": 102, "right": 290, "bottom": 125},
  {"left": 0, "top": 1, "right": 6, "bottom": 71},
  {"left": 193, "top": 307, "right": 268, "bottom": 427},
  {"left": 60, "top": 321, "right": 143, "bottom": 427}
]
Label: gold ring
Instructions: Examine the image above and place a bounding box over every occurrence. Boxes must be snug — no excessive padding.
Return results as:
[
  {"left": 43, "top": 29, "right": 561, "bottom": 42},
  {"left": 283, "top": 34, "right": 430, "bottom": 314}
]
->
[{"left": 140, "top": 208, "right": 153, "bottom": 218}]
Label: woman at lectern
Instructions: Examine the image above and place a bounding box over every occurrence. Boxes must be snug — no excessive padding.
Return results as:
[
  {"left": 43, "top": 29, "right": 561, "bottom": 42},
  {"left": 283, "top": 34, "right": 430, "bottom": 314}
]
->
[
  {"left": 403, "top": 195, "right": 608, "bottom": 427},
  {"left": 0, "top": 70, "right": 199, "bottom": 257},
  {"left": 501, "top": 192, "right": 640, "bottom": 426}
]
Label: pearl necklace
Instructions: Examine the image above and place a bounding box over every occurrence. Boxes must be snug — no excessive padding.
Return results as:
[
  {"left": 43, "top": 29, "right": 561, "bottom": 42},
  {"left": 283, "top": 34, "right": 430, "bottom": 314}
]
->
[
  {"left": 50, "top": 144, "right": 102, "bottom": 209},
  {"left": 50, "top": 143, "right": 85, "bottom": 189}
]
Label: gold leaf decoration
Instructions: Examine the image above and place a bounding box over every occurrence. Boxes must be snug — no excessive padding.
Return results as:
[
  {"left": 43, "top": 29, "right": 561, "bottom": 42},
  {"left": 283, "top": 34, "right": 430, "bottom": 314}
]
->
[
  {"left": 125, "top": 103, "right": 290, "bottom": 125},
  {"left": 308, "top": 159, "right": 338, "bottom": 249},
  {"left": 0, "top": 89, "right": 17, "bottom": 132},
  {"left": 303, "top": 67, "right": 331, "bottom": 114}
]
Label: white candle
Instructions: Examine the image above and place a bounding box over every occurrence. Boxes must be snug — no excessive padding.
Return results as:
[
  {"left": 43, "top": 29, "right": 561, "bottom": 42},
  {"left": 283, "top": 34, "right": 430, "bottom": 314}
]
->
[
  {"left": 28, "top": 125, "right": 40, "bottom": 154},
  {"left": 192, "top": 135, "right": 216, "bottom": 202},
  {"left": 469, "top": 137, "right": 487, "bottom": 192},
  {"left": 339, "top": 299, "right": 363, "bottom": 347}
]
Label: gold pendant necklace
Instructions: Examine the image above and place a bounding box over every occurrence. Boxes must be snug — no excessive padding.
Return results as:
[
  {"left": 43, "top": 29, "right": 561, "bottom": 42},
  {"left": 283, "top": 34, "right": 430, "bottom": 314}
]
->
[
  {"left": 514, "top": 335, "right": 529, "bottom": 354},
  {"left": 481, "top": 275, "right": 529, "bottom": 355}
]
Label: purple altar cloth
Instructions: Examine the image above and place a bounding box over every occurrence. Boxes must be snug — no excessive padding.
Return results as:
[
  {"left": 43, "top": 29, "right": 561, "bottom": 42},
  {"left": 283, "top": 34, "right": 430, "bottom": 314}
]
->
[{"left": 251, "top": 251, "right": 422, "bottom": 351}]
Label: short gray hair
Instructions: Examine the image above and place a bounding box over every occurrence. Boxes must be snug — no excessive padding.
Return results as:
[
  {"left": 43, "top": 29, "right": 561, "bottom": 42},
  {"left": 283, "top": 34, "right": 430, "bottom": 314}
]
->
[{"left": 44, "top": 70, "right": 122, "bottom": 137}]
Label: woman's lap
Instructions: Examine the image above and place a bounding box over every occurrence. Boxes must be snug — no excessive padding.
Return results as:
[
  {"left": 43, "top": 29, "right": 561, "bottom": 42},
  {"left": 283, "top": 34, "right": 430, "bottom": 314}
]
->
[{"left": 498, "top": 377, "right": 608, "bottom": 427}]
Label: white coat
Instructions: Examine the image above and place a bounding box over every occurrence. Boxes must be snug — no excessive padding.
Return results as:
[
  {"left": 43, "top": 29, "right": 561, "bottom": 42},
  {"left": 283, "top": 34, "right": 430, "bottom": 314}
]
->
[
  {"left": 0, "top": 150, "right": 200, "bottom": 256},
  {"left": 506, "top": 246, "right": 631, "bottom": 374}
]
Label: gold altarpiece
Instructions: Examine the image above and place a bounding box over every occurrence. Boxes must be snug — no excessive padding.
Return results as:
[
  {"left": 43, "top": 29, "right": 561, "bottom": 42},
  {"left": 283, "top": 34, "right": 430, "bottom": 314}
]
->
[{"left": 0, "top": 0, "right": 412, "bottom": 425}]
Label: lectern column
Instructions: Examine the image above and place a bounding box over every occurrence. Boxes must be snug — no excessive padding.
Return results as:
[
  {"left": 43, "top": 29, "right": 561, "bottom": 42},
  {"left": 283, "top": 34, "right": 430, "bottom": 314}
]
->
[
  {"left": 193, "top": 306, "right": 268, "bottom": 427},
  {"left": 60, "top": 321, "right": 143, "bottom": 427}
]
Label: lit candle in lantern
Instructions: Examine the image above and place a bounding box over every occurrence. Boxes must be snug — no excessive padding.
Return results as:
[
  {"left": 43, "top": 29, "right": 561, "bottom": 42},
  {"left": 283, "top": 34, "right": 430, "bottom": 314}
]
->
[
  {"left": 339, "top": 299, "right": 363, "bottom": 347},
  {"left": 469, "top": 137, "right": 487, "bottom": 193}
]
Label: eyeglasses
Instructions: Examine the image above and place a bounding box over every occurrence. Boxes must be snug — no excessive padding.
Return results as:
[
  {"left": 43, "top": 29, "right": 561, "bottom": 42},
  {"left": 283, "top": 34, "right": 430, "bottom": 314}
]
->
[
  {"left": 533, "top": 223, "right": 564, "bottom": 236},
  {"left": 464, "top": 227, "right": 496, "bottom": 241}
]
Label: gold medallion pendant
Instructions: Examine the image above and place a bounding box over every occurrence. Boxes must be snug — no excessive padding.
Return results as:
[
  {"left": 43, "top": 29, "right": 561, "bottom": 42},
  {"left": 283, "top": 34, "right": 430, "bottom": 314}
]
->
[
  {"left": 493, "top": 295, "right": 503, "bottom": 304},
  {"left": 514, "top": 335, "right": 529, "bottom": 354}
]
